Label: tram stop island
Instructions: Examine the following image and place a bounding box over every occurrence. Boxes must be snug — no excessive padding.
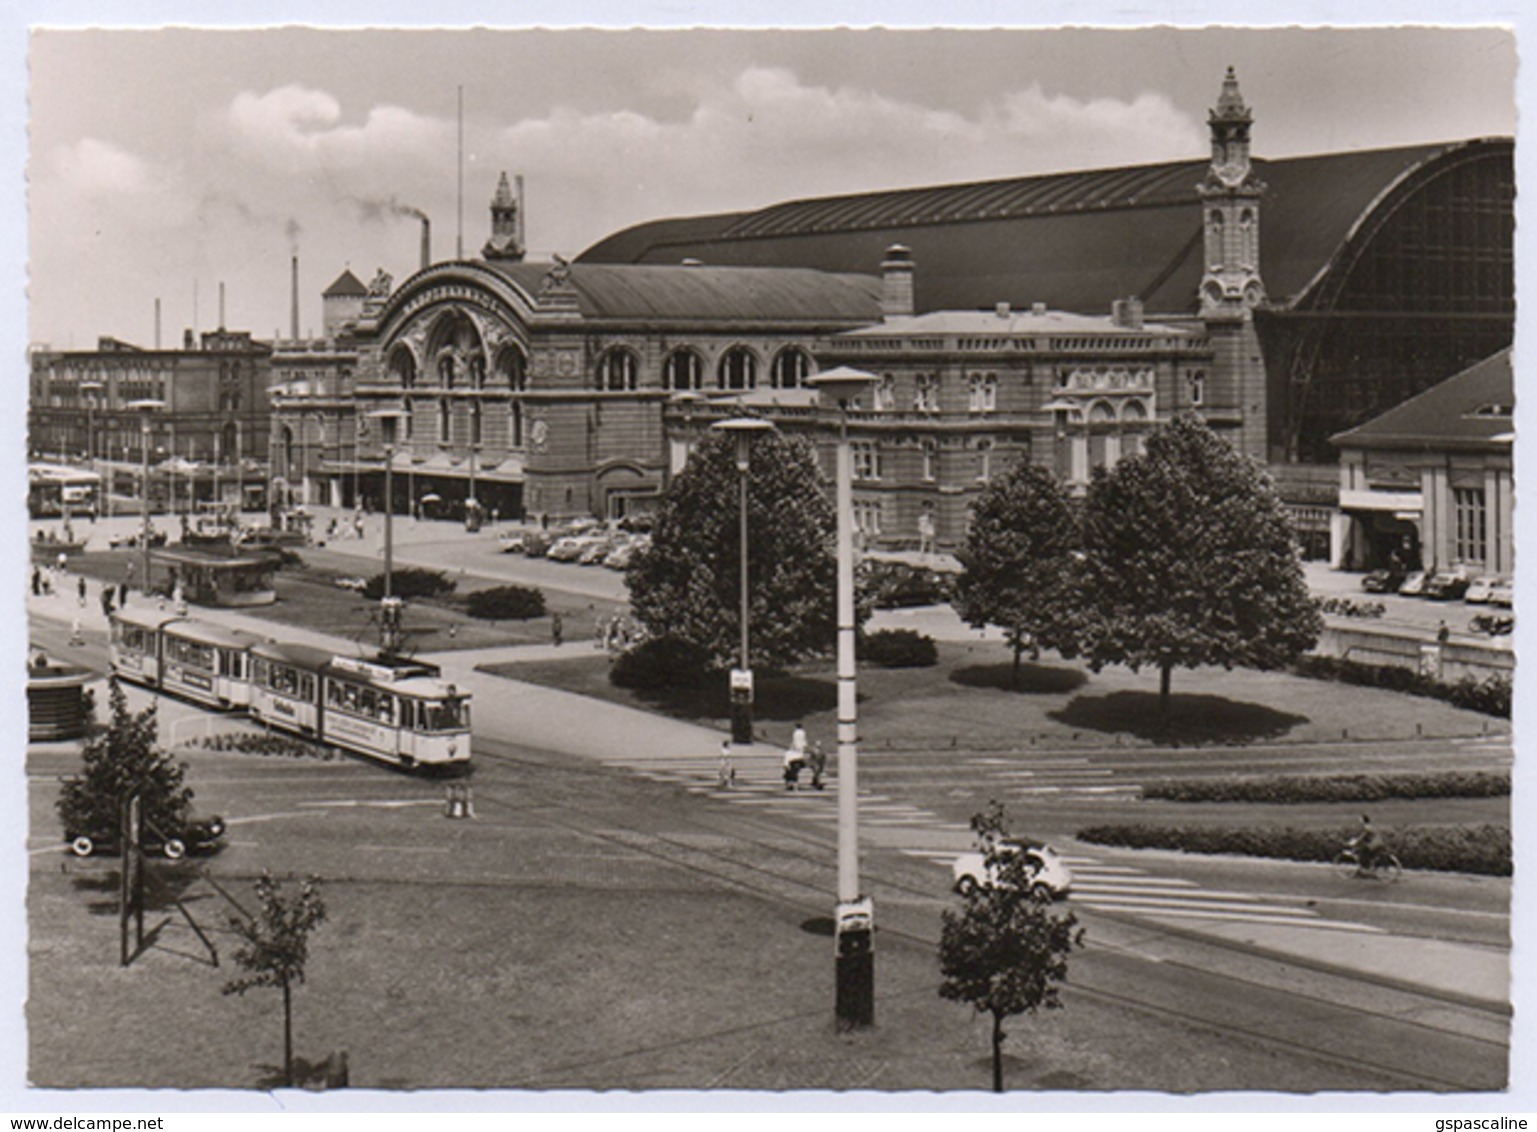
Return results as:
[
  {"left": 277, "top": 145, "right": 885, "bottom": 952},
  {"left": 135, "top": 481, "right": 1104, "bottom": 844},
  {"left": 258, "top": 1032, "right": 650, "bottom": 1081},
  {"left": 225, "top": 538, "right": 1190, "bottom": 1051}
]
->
[{"left": 149, "top": 545, "right": 279, "bottom": 607}]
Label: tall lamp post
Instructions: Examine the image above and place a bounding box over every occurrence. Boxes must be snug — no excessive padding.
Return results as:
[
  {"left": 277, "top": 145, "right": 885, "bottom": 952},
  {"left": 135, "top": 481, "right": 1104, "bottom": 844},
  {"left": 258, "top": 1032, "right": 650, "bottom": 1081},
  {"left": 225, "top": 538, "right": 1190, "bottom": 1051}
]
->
[
  {"left": 81, "top": 380, "right": 104, "bottom": 520},
  {"left": 126, "top": 400, "right": 165, "bottom": 594},
  {"left": 369, "top": 409, "right": 405, "bottom": 655},
  {"left": 807, "top": 366, "right": 878, "bottom": 1031},
  {"left": 711, "top": 417, "right": 775, "bottom": 745}
]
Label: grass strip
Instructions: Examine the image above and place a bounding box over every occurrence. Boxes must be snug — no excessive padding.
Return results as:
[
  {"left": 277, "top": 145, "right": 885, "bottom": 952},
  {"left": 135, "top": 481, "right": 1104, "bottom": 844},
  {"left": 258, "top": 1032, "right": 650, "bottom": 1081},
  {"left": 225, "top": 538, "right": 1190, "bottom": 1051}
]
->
[
  {"left": 1142, "top": 770, "right": 1509, "bottom": 804},
  {"left": 1076, "top": 821, "right": 1510, "bottom": 876}
]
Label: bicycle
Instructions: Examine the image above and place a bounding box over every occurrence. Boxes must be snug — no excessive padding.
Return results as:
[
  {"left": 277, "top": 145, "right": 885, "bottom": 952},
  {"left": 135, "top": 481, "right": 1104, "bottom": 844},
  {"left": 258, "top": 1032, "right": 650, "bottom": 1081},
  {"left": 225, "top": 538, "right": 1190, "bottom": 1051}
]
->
[{"left": 1333, "top": 845, "right": 1403, "bottom": 883}]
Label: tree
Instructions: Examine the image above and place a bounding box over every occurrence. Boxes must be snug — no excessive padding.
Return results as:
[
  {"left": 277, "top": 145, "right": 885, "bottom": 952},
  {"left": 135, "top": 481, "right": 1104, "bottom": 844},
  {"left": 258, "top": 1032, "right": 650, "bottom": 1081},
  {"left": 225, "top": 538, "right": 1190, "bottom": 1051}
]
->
[
  {"left": 939, "top": 802, "right": 1083, "bottom": 1092},
  {"left": 952, "top": 459, "right": 1080, "bottom": 687},
  {"left": 1077, "top": 414, "right": 1323, "bottom": 723},
  {"left": 224, "top": 872, "right": 328, "bottom": 1088},
  {"left": 57, "top": 677, "right": 193, "bottom": 845},
  {"left": 627, "top": 427, "right": 849, "bottom": 672}
]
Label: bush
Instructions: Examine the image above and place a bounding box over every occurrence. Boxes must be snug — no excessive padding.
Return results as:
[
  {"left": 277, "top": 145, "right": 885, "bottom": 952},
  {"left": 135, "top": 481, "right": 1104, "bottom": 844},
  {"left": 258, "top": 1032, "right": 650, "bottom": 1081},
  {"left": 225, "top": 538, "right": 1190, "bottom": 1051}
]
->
[
  {"left": 1317, "top": 596, "right": 1385, "bottom": 619},
  {"left": 858, "top": 560, "right": 951, "bottom": 609},
  {"left": 465, "top": 585, "right": 546, "bottom": 621},
  {"left": 610, "top": 636, "right": 713, "bottom": 691},
  {"left": 361, "top": 568, "right": 456, "bottom": 601},
  {"left": 193, "top": 732, "right": 333, "bottom": 760},
  {"left": 1293, "top": 654, "right": 1511, "bottom": 718},
  {"left": 859, "top": 628, "right": 938, "bottom": 668},
  {"left": 1076, "top": 822, "right": 1510, "bottom": 876},
  {"left": 1143, "top": 770, "right": 1510, "bottom": 804}
]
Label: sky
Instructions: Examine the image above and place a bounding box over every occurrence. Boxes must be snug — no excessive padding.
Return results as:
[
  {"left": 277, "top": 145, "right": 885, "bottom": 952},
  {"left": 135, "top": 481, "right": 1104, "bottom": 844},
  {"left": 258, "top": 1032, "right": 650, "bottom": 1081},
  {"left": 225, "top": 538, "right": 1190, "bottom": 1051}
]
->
[{"left": 25, "top": 24, "right": 1518, "bottom": 350}]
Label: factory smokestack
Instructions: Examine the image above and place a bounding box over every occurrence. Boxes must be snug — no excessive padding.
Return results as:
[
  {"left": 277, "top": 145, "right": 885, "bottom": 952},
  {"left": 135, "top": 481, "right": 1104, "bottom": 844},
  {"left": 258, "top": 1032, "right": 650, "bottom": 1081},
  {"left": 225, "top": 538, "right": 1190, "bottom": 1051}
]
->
[
  {"left": 291, "top": 255, "right": 300, "bottom": 340},
  {"left": 421, "top": 216, "right": 431, "bottom": 272},
  {"left": 154, "top": 298, "right": 161, "bottom": 349},
  {"left": 516, "top": 175, "right": 526, "bottom": 253},
  {"left": 219, "top": 281, "right": 226, "bottom": 330}
]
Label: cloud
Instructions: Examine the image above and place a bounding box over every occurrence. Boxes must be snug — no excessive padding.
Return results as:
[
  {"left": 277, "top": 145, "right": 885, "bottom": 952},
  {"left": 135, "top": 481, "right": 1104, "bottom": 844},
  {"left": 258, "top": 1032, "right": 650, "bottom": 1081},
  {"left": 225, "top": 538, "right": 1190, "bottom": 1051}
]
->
[
  {"left": 225, "top": 85, "right": 447, "bottom": 172},
  {"left": 45, "top": 137, "right": 158, "bottom": 199}
]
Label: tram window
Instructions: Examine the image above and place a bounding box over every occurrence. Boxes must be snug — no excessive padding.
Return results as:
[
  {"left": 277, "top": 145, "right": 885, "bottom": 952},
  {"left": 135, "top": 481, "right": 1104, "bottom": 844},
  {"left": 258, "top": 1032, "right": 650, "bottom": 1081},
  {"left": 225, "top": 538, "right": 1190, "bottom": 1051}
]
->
[
  {"left": 342, "top": 685, "right": 360, "bottom": 712},
  {"left": 398, "top": 699, "right": 415, "bottom": 730},
  {"left": 375, "top": 694, "right": 395, "bottom": 725},
  {"left": 326, "top": 680, "right": 343, "bottom": 708},
  {"left": 300, "top": 673, "right": 314, "bottom": 700},
  {"left": 421, "top": 699, "right": 466, "bottom": 731},
  {"left": 358, "top": 687, "right": 377, "bottom": 717}
]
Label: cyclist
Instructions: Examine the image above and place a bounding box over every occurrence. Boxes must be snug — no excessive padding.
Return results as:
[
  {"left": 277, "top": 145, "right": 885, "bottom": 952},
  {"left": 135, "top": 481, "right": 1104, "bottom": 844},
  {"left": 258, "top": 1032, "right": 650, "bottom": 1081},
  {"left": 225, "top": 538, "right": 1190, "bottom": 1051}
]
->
[{"left": 1349, "top": 814, "right": 1380, "bottom": 873}]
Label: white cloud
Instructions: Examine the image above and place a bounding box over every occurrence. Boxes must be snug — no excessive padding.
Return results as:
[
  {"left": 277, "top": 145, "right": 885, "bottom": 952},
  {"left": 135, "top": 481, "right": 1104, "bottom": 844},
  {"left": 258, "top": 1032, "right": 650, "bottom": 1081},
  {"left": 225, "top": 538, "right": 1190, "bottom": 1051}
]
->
[{"left": 45, "top": 137, "right": 158, "bottom": 199}]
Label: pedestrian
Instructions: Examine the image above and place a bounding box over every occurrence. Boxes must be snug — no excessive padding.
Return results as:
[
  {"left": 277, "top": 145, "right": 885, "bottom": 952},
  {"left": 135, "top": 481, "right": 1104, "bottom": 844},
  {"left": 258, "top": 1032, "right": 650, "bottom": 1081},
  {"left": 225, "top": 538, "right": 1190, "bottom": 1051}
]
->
[
  {"left": 30, "top": 566, "right": 40, "bottom": 597},
  {"left": 717, "top": 740, "right": 736, "bottom": 790},
  {"left": 117, "top": 581, "right": 129, "bottom": 609},
  {"left": 809, "top": 740, "right": 827, "bottom": 791},
  {"left": 56, "top": 550, "right": 67, "bottom": 574},
  {"left": 1436, "top": 620, "right": 1450, "bottom": 646},
  {"left": 100, "top": 586, "right": 114, "bottom": 618},
  {"left": 783, "top": 745, "right": 804, "bottom": 791},
  {"left": 77, "top": 575, "right": 87, "bottom": 608},
  {"left": 69, "top": 616, "right": 83, "bottom": 646},
  {"left": 551, "top": 612, "right": 564, "bottom": 647},
  {"left": 791, "top": 721, "right": 808, "bottom": 758}
]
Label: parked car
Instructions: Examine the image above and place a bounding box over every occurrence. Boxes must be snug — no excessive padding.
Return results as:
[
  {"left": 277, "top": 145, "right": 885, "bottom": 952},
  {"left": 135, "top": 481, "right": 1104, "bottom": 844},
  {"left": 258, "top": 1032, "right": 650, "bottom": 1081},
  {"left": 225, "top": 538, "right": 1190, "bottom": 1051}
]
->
[
  {"left": 1423, "top": 571, "right": 1471, "bottom": 601},
  {"left": 66, "top": 814, "right": 226, "bottom": 860},
  {"left": 548, "top": 534, "right": 606, "bottom": 562},
  {"left": 951, "top": 838, "right": 1073, "bottom": 901},
  {"left": 496, "top": 529, "right": 529, "bottom": 554},
  {"left": 604, "top": 536, "right": 650, "bottom": 570},
  {"left": 521, "top": 531, "right": 553, "bottom": 558},
  {"left": 333, "top": 575, "right": 368, "bottom": 593},
  {"left": 1489, "top": 580, "right": 1514, "bottom": 608},
  {"left": 108, "top": 529, "right": 169, "bottom": 550},
  {"left": 1397, "top": 570, "right": 1429, "bottom": 597},
  {"left": 1463, "top": 575, "right": 1503, "bottom": 604},
  {"left": 577, "top": 537, "right": 619, "bottom": 565},
  {"left": 1361, "top": 567, "right": 1408, "bottom": 594}
]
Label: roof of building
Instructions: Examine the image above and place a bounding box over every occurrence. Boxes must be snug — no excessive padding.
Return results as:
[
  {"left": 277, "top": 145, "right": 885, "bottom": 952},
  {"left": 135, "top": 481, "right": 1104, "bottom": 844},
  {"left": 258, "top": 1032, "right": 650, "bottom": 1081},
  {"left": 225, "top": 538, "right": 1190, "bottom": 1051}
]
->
[
  {"left": 1331, "top": 348, "right": 1513, "bottom": 451},
  {"left": 838, "top": 307, "right": 1198, "bottom": 339},
  {"left": 479, "top": 261, "right": 882, "bottom": 323},
  {"left": 579, "top": 139, "right": 1510, "bottom": 316},
  {"left": 323, "top": 269, "right": 369, "bottom": 298}
]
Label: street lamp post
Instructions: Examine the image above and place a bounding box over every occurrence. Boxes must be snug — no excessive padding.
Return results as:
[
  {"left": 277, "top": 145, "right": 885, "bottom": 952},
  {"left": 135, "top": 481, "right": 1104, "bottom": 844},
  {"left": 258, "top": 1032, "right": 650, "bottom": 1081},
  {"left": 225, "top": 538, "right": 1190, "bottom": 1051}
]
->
[
  {"left": 807, "top": 366, "right": 878, "bottom": 1031},
  {"left": 81, "top": 380, "right": 104, "bottom": 520},
  {"left": 126, "top": 400, "right": 165, "bottom": 594},
  {"left": 369, "top": 409, "right": 405, "bottom": 655},
  {"left": 711, "top": 417, "right": 775, "bottom": 745}
]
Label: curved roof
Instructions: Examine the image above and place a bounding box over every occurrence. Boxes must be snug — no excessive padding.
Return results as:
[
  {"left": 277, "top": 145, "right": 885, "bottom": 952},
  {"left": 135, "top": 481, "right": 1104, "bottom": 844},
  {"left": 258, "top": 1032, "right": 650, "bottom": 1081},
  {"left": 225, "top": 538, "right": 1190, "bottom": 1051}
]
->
[
  {"left": 479, "top": 261, "right": 882, "bottom": 324},
  {"left": 580, "top": 140, "right": 1510, "bottom": 316}
]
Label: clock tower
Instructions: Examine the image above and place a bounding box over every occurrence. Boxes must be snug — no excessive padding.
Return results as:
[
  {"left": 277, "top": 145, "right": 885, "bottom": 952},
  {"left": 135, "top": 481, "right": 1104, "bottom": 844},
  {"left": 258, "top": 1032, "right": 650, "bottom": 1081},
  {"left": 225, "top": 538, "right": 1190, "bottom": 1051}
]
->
[{"left": 1198, "top": 67, "right": 1266, "bottom": 317}]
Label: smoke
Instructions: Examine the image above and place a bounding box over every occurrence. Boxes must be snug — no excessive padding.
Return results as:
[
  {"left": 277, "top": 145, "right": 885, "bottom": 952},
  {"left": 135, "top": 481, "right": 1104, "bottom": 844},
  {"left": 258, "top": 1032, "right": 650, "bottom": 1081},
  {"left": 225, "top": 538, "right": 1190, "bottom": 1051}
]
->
[
  {"left": 285, "top": 216, "right": 302, "bottom": 252},
  {"left": 353, "top": 195, "right": 428, "bottom": 223}
]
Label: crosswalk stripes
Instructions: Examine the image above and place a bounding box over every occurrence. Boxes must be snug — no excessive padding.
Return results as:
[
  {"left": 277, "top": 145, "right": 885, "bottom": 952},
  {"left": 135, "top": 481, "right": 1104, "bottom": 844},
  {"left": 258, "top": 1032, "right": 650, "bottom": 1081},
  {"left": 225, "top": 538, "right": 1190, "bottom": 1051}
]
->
[{"left": 902, "top": 848, "right": 1383, "bottom": 934}]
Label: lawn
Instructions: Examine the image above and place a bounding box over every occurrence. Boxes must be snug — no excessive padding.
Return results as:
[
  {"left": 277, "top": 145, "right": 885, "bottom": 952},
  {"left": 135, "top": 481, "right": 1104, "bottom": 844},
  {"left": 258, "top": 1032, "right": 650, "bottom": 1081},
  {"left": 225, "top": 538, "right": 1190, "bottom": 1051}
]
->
[{"left": 483, "top": 637, "right": 1507, "bottom": 753}]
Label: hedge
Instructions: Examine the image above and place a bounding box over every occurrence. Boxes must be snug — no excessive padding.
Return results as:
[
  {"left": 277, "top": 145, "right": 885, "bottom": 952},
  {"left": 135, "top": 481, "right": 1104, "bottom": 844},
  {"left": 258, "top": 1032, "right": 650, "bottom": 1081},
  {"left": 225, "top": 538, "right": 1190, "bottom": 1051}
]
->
[
  {"left": 465, "top": 585, "right": 546, "bottom": 621},
  {"left": 1143, "top": 770, "right": 1510, "bottom": 804},
  {"left": 1292, "top": 654, "right": 1511, "bottom": 718},
  {"left": 1076, "top": 822, "right": 1510, "bottom": 876},
  {"left": 193, "top": 732, "right": 334, "bottom": 760},
  {"left": 610, "top": 636, "right": 712, "bottom": 691},
  {"left": 858, "top": 628, "right": 938, "bottom": 668},
  {"left": 362, "top": 567, "right": 457, "bottom": 601}
]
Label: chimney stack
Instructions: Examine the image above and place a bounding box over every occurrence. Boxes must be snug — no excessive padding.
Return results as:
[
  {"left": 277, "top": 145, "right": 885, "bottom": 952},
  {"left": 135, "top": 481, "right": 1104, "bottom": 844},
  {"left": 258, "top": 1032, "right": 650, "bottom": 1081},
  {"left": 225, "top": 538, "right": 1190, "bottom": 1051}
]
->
[
  {"left": 291, "top": 256, "right": 300, "bottom": 340},
  {"left": 183, "top": 328, "right": 194, "bottom": 350},
  {"left": 421, "top": 216, "right": 432, "bottom": 272},
  {"left": 881, "top": 244, "right": 915, "bottom": 320},
  {"left": 219, "top": 281, "right": 226, "bottom": 330},
  {"left": 154, "top": 298, "right": 161, "bottom": 349}
]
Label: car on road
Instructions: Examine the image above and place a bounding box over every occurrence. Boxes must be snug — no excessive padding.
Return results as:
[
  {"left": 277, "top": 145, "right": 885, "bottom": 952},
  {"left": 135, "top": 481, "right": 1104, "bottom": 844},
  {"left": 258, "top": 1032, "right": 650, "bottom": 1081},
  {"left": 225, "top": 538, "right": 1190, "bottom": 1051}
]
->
[
  {"left": 333, "top": 575, "right": 368, "bottom": 593},
  {"left": 604, "top": 536, "right": 650, "bottom": 570},
  {"left": 1489, "top": 580, "right": 1514, "bottom": 608},
  {"left": 107, "top": 529, "right": 168, "bottom": 550},
  {"left": 1423, "top": 570, "right": 1471, "bottom": 601},
  {"left": 1397, "top": 570, "right": 1429, "bottom": 597},
  {"left": 548, "top": 533, "right": 608, "bottom": 562},
  {"left": 1361, "top": 567, "right": 1408, "bottom": 594},
  {"left": 577, "top": 537, "right": 619, "bottom": 565},
  {"left": 66, "top": 814, "right": 227, "bottom": 860},
  {"left": 951, "top": 838, "right": 1073, "bottom": 901},
  {"left": 1463, "top": 575, "right": 1503, "bottom": 604}
]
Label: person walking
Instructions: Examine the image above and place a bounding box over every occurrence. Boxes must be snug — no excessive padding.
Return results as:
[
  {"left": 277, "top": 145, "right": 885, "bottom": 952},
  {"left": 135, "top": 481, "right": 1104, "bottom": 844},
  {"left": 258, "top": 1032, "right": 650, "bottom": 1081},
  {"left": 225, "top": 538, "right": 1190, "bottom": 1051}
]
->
[
  {"left": 30, "top": 566, "right": 40, "bottom": 597},
  {"left": 551, "top": 612, "right": 564, "bottom": 647},
  {"left": 808, "top": 740, "right": 827, "bottom": 791},
  {"left": 100, "top": 585, "right": 115, "bottom": 619},
  {"left": 117, "top": 581, "right": 129, "bottom": 609},
  {"left": 717, "top": 740, "right": 736, "bottom": 790},
  {"left": 77, "top": 575, "right": 88, "bottom": 608}
]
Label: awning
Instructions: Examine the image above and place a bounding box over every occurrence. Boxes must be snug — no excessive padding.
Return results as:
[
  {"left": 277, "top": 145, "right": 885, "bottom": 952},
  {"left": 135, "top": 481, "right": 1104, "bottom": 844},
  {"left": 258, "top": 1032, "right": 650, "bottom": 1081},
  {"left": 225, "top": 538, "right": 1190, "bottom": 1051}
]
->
[{"left": 1338, "top": 488, "right": 1423, "bottom": 514}]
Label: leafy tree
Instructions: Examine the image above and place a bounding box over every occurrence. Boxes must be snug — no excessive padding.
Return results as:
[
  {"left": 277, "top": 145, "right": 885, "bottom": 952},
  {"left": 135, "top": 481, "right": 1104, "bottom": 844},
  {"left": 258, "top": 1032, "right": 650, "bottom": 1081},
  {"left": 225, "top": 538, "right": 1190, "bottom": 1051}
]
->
[
  {"left": 1077, "top": 414, "right": 1322, "bottom": 723},
  {"left": 57, "top": 678, "right": 192, "bottom": 843},
  {"left": 627, "top": 427, "right": 851, "bottom": 671},
  {"left": 939, "top": 802, "right": 1084, "bottom": 1092},
  {"left": 224, "top": 872, "right": 328, "bottom": 1088},
  {"left": 953, "top": 459, "right": 1080, "bottom": 687}
]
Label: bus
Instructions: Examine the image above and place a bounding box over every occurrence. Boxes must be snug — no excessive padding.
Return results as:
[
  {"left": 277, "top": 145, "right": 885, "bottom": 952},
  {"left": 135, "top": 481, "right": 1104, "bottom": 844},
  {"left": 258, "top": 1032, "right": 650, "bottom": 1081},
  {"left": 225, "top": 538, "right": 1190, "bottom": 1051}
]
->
[{"left": 28, "top": 464, "right": 101, "bottom": 518}]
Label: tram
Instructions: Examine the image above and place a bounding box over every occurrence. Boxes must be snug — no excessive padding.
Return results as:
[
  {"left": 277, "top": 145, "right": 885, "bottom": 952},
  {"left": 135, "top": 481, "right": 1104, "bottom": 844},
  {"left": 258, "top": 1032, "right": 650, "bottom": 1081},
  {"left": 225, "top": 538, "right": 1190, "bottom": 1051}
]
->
[{"left": 108, "top": 611, "right": 473, "bottom": 770}]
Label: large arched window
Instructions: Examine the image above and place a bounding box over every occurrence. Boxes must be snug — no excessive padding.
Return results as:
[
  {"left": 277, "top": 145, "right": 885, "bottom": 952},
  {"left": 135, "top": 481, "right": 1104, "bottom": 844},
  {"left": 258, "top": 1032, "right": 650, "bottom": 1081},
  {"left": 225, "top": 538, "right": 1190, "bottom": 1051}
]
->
[
  {"left": 499, "top": 348, "right": 528, "bottom": 392},
  {"left": 470, "top": 355, "right": 487, "bottom": 391},
  {"left": 770, "top": 347, "right": 811, "bottom": 389},
  {"left": 718, "top": 347, "right": 758, "bottom": 391},
  {"left": 390, "top": 346, "right": 418, "bottom": 390},
  {"left": 439, "top": 354, "right": 457, "bottom": 390},
  {"left": 663, "top": 349, "right": 703, "bottom": 392},
  {"left": 438, "top": 399, "right": 452, "bottom": 444},
  {"left": 600, "top": 348, "right": 639, "bottom": 392}
]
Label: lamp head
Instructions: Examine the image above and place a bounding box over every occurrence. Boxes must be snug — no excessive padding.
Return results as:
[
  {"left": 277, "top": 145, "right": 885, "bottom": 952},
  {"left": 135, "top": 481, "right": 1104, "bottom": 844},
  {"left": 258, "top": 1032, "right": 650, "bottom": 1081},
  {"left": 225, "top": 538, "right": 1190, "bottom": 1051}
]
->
[
  {"left": 711, "top": 416, "right": 775, "bottom": 470},
  {"left": 806, "top": 366, "right": 879, "bottom": 409}
]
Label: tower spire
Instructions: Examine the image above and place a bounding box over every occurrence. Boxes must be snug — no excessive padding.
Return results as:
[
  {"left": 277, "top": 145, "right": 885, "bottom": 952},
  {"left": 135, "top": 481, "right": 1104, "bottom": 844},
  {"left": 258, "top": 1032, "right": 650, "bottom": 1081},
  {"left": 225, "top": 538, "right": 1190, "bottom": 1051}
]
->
[
  {"left": 483, "top": 170, "right": 526, "bottom": 262},
  {"left": 1197, "top": 66, "right": 1265, "bottom": 316}
]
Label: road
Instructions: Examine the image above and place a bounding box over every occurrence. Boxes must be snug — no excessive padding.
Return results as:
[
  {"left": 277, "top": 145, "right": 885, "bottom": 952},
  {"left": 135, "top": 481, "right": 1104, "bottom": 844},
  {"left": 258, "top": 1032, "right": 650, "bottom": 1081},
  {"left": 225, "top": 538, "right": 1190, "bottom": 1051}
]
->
[{"left": 26, "top": 609, "right": 1510, "bottom": 1090}]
